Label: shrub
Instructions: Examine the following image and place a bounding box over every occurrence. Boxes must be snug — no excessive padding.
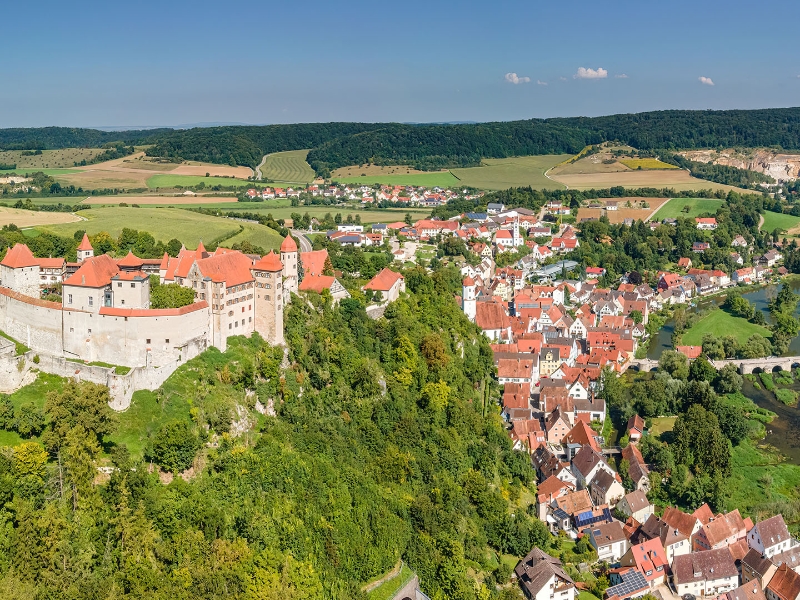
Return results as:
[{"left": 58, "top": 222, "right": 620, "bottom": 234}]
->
[
  {"left": 147, "top": 420, "right": 201, "bottom": 473},
  {"left": 775, "top": 388, "right": 797, "bottom": 406}
]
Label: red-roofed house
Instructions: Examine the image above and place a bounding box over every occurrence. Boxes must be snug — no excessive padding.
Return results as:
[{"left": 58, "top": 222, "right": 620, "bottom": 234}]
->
[
  {"left": 1, "top": 244, "right": 41, "bottom": 297},
  {"left": 362, "top": 268, "right": 405, "bottom": 303},
  {"left": 696, "top": 217, "right": 718, "bottom": 230},
  {"left": 677, "top": 345, "right": 702, "bottom": 359}
]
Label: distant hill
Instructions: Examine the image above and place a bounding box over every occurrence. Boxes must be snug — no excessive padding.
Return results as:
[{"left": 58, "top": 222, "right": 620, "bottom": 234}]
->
[{"left": 3, "top": 108, "right": 800, "bottom": 174}]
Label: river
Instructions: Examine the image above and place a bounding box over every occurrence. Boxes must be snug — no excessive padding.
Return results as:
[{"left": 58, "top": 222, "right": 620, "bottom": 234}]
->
[{"left": 645, "top": 279, "right": 800, "bottom": 361}]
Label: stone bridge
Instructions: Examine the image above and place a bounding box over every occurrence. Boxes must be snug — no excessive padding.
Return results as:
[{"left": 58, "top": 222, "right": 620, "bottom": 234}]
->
[{"left": 626, "top": 356, "right": 800, "bottom": 375}]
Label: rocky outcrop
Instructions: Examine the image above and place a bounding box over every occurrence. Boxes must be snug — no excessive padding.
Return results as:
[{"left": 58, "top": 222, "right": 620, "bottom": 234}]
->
[{"left": 680, "top": 149, "right": 800, "bottom": 182}]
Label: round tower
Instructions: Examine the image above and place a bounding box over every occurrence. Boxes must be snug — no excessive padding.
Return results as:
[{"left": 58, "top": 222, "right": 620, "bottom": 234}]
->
[
  {"left": 462, "top": 276, "right": 476, "bottom": 321},
  {"left": 280, "top": 234, "right": 298, "bottom": 300},
  {"left": 77, "top": 233, "right": 94, "bottom": 263}
]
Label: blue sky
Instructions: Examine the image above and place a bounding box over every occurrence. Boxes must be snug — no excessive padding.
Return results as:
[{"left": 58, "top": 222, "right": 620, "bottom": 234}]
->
[{"left": 1, "top": 0, "right": 799, "bottom": 128}]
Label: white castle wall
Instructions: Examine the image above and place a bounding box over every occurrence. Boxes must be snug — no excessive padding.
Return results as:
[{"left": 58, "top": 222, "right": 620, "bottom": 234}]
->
[{"left": 0, "top": 289, "right": 65, "bottom": 355}]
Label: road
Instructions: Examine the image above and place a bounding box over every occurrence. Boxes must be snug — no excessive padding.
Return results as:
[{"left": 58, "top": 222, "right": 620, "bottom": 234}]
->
[
  {"left": 255, "top": 154, "right": 268, "bottom": 180},
  {"left": 290, "top": 229, "right": 313, "bottom": 252}
]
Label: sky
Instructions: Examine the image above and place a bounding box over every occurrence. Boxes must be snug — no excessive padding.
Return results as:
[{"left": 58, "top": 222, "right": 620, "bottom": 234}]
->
[{"left": 1, "top": 0, "right": 799, "bottom": 128}]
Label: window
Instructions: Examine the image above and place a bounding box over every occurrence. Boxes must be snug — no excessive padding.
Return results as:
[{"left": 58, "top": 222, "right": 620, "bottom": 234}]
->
[
  {"left": 121, "top": 300, "right": 125, "bottom": 305},
  {"left": 241, "top": 307, "right": 244, "bottom": 313},
  {"left": 88, "top": 296, "right": 93, "bottom": 306},
  {"left": 229, "top": 323, "right": 232, "bottom": 330},
  {"left": 165, "top": 339, "right": 169, "bottom": 343},
  {"left": 88, "top": 328, "right": 91, "bottom": 333},
  {"left": 146, "top": 339, "right": 151, "bottom": 344},
  {"left": 249, "top": 317, "right": 252, "bottom": 323},
  {"left": 131, "top": 283, "right": 135, "bottom": 288},
  {"left": 228, "top": 310, "right": 233, "bottom": 317},
  {"left": 117, "top": 282, "right": 122, "bottom": 288},
  {"left": 266, "top": 295, "right": 270, "bottom": 301},
  {"left": 68, "top": 294, "right": 73, "bottom": 304},
  {"left": 69, "top": 327, "right": 74, "bottom": 333}
]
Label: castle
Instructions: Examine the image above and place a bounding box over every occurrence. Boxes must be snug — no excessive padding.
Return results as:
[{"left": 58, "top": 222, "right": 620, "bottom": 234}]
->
[{"left": 0, "top": 233, "right": 337, "bottom": 407}]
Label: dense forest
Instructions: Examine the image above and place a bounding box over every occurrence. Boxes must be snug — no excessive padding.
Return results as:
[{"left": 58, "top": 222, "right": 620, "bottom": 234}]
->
[
  {"left": 4, "top": 107, "right": 800, "bottom": 173},
  {"left": 0, "top": 266, "right": 544, "bottom": 599}
]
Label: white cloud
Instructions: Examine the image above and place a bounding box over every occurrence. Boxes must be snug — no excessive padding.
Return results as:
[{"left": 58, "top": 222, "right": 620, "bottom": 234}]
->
[
  {"left": 699, "top": 76, "right": 715, "bottom": 86},
  {"left": 559, "top": 76, "right": 568, "bottom": 81},
  {"left": 615, "top": 73, "right": 629, "bottom": 79},
  {"left": 505, "top": 72, "right": 530, "bottom": 85},
  {"left": 574, "top": 67, "right": 608, "bottom": 79},
  {"left": 536, "top": 80, "right": 548, "bottom": 86}
]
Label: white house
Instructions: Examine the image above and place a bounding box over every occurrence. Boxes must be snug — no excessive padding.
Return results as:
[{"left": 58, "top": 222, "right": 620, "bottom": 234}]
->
[{"left": 749, "top": 515, "right": 795, "bottom": 559}]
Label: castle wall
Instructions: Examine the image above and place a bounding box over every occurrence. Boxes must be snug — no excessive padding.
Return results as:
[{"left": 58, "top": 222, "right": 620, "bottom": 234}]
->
[
  {"left": 0, "top": 288, "right": 64, "bottom": 355},
  {"left": 62, "top": 303, "right": 210, "bottom": 367},
  {"left": 0, "top": 264, "right": 40, "bottom": 298}
]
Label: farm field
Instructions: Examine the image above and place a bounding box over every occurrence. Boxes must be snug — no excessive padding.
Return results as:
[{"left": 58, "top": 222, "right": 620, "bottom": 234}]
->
[
  {"left": 680, "top": 309, "right": 772, "bottom": 346},
  {"left": 225, "top": 205, "right": 431, "bottom": 224},
  {"left": 618, "top": 158, "right": 678, "bottom": 170},
  {"left": 761, "top": 210, "right": 800, "bottom": 234},
  {"left": 577, "top": 197, "right": 668, "bottom": 223},
  {"left": 82, "top": 195, "right": 239, "bottom": 205},
  {"left": 331, "top": 164, "right": 432, "bottom": 179},
  {"left": 146, "top": 174, "right": 253, "bottom": 189},
  {"left": 260, "top": 150, "right": 316, "bottom": 183},
  {"left": 36, "top": 206, "right": 284, "bottom": 250},
  {"left": 650, "top": 198, "right": 725, "bottom": 220},
  {"left": 334, "top": 171, "right": 460, "bottom": 187},
  {"left": 549, "top": 169, "right": 748, "bottom": 192},
  {"left": 0, "top": 148, "right": 106, "bottom": 169},
  {"left": 451, "top": 155, "right": 570, "bottom": 190},
  {"left": 0, "top": 168, "right": 81, "bottom": 177},
  {"left": 0, "top": 207, "right": 81, "bottom": 228}
]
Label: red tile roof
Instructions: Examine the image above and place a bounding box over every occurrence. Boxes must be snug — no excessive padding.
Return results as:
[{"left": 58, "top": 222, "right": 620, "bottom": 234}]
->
[
  {"left": 475, "top": 301, "right": 509, "bottom": 331},
  {"left": 36, "top": 257, "right": 65, "bottom": 268},
  {"left": 0, "top": 286, "right": 62, "bottom": 309},
  {"left": 64, "top": 254, "right": 120, "bottom": 288},
  {"left": 363, "top": 268, "right": 403, "bottom": 292},
  {"left": 299, "top": 274, "right": 336, "bottom": 293},
  {"left": 196, "top": 252, "right": 254, "bottom": 287},
  {"left": 300, "top": 249, "right": 329, "bottom": 277},
  {"left": 677, "top": 345, "right": 702, "bottom": 359},
  {"left": 280, "top": 235, "right": 297, "bottom": 252},
  {"left": 117, "top": 251, "right": 144, "bottom": 268},
  {"left": 99, "top": 301, "right": 208, "bottom": 318},
  {"left": 1, "top": 244, "right": 38, "bottom": 268},
  {"left": 77, "top": 233, "right": 93, "bottom": 251},
  {"left": 112, "top": 270, "right": 148, "bottom": 281},
  {"left": 252, "top": 251, "right": 283, "bottom": 272}
]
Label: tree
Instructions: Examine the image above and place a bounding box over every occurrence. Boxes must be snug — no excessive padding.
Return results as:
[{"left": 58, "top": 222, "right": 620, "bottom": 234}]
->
[
  {"left": 714, "top": 363, "right": 743, "bottom": 394},
  {"left": 150, "top": 279, "right": 196, "bottom": 309},
  {"left": 673, "top": 404, "right": 731, "bottom": 477},
  {"left": 42, "top": 381, "right": 116, "bottom": 452},
  {"left": 147, "top": 420, "right": 200, "bottom": 473},
  {"left": 629, "top": 310, "right": 643, "bottom": 325},
  {"left": 628, "top": 271, "right": 643, "bottom": 285},
  {"left": 659, "top": 350, "right": 689, "bottom": 381},
  {"left": 689, "top": 356, "right": 716, "bottom": 383}
]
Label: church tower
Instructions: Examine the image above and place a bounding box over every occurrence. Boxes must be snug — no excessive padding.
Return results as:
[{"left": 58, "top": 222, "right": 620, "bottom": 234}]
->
[
  {"left": 280, "top": 234, "right": 298, "bottom": 301},
  {"left": 462, "top": 276, "right": 476, "bottom": 321},
  {"left": 251, "top": 251, "right": 285, "bottom": 346},
  {"left": 77, "top": 233, "right": 94, "bottom": 263}
]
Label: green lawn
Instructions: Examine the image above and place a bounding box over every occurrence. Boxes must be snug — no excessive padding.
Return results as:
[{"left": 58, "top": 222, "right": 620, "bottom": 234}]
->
[
  {"left": 451, "top": 155, "right": 570, "bottom": 190},
  {"left": 334, "top": 171, "right": 461, "bottom": 187},
  {"left": 36, "top": 206, "right": 270, "bottom": 248},
  {"left": 578, "top": 593, "right": 602, "bottom": 600},
  {"left": 761, "top": 210, "right": 800, "bottom": 233},
  {"left": 147, "top": 174, "right": 253, "bottom": 189},
  {"left": 366, "top": 563, "right": 414, "bottom": 600},
  {"left": 260, "top": 150, "right": 316, "bottom": 184},
  {"left": 650, "top": 198, "right": 725, "bottom": 221},
  {"left": 649, "top": 416, "right": 676, "bottom": 440},
  {"left": 0, "top": 372, "right": 66, "bottom": 448},
  {"left": 680, "top": 308, "right": 772, "bottom": 346}
]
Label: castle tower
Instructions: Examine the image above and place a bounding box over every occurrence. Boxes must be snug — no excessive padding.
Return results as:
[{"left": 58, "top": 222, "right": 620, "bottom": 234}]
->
[
  {"left": 280, "top": 234, "right": 298, "bottom": 301},
  {"left": 462, "top": 276, "right": 476, "bottom": 321},
  {"left": 77, "top": 233, "right": 94, "bottom": 263},
  {"left": 251, "top": 251, "right": 285, "bottom": 346}
]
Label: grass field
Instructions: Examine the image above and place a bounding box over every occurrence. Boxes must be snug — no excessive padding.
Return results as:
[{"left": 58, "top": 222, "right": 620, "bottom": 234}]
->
[
  {"left": 37, "top": 206, "right": 283, "bottom": 250},
  {"left": 650, "top": 198, "right": 725, "bottom": 221},
  {"left": 577, "top": 197, "right": 668, "bottom": 223},
  {"left": 549, "top": 169, "right": 749, "bottom": 192},
  {"left": 618, "top": 158, "right": 679, "bottom": 170},
  {"left": 146, "top": 175, "right": 253, "bottom": 189},
  {"left": 649, "top": 416, "right": 677, "bottom": 440},
  {"left": 0, "top": 148, "right": 105, "bottom": 169},
  {"left": 366, "top": 563, "right": 414, "bottom": 600},
  {"left": 332, "top": 164, "right": 431, "bottom": 178},
  {"left": 451, "top": 155, "right": 570, "bottom": 190},
  {"left": 761, "top": 210, "right": 800, "bottom": 234},
  {"left": 260, "top": 150, "right": 316, "bottom": 184},
  {"left": 0, "top": 207, "right": 81, "bottom": 228},
  {"left": 680, "top": 309, "right": 772, "bottom": 346},
  {"left": 334, "top": 171, "right": 461, "bottom": 187},
  {"left": 0, "top": 168, "right": 81, "bottom": 177},
  {"left": 83, "top": 195, "right": 239, "bottom": 205}
]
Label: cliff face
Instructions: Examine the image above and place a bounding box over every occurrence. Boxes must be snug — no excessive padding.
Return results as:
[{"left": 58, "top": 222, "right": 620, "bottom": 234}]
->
[{"left": 680, "top": 149, "right": 800, "bottom": 182}]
